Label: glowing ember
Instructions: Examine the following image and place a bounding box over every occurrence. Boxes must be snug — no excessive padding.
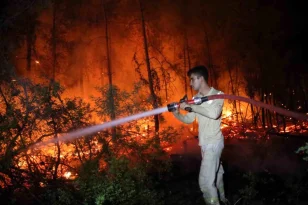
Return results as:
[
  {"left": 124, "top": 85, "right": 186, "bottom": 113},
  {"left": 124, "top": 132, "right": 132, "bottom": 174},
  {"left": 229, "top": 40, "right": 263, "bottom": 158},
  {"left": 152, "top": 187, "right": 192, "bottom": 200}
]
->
[{"left": 64, "top": 172, "right": 72, "bottom": 179}]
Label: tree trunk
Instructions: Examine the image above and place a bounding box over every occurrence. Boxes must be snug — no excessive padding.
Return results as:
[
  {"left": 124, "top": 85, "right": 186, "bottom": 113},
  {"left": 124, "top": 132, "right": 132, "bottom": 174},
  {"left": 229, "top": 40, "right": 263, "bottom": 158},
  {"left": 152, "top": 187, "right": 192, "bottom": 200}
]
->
[
  {"left": 265, "top": 94, "right": 273, "bottom": 128},
  {"left": 184, "top": 32, "right": 193, "bottom": 97},
  {"left": 299, "top": 73, "right": 308, "bottom": 111},
  {"left": 26, "top": 17, "right": 35, "bottom": 73},
  {"left": 257, "top": 54, "right": 266, "bottom": 128},
  {"left": 138, "top": 0, "right": 160, "bottom": 142},
  {"left": 235, "top": 65, "right": 244, "bottom": 122},
  {"left": 261, "top": 89, "right": 266, "bottom": 128},
  {"left": 183, "top": 42, "right": 187, "bottom": 95},
  {"left": 51, "top": 0, "right": 57, "bottom": 81},
  {"left": 273, "top": 97, "right": 280, "bottom": 131},
  {"left": 227, "top": 61, "right": 239, "bottom": 122},
  {"left": 205, "top": 34, "right": 213, "bottom": 86},
  {"left": 53, "top": 132, "right": 61, "bottom": 180},
  {"left": 203, "top": 27, "right": 218, "bottom": 88},
  {"left": 102, "top": 0, "right": 116, "bottom": 141},
  {"left": 251, "top": 103, "right": 257, "bottom": 127}
]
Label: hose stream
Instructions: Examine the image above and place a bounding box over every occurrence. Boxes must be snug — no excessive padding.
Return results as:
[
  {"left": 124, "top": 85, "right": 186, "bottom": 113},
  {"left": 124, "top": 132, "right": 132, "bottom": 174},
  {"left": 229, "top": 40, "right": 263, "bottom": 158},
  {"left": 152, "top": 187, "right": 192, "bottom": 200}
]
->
[{"left": 32, "top": 94, "right": 307, "bottom": 148}]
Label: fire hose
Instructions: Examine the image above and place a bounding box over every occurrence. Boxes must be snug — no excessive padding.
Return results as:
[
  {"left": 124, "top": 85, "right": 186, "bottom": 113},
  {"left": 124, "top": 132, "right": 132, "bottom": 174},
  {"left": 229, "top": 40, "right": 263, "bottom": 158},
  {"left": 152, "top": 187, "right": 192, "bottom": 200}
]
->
[
  {"left": 167, "top": 94, "right": 308, "bottom": 121},
  {"left": 33, "top": 94, "right": 307, "bottom": 148}
]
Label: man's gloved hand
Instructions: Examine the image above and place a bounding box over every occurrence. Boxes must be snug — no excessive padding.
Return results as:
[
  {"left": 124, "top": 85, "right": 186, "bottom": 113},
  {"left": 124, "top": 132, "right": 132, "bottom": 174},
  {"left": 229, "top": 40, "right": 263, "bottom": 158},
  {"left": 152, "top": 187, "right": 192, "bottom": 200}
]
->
[
  {"left": 179, "top": 95, "right": 187, "bottom": 103},
  {"left": 179, "top": 95, "right": 192, "bottom": 112}
]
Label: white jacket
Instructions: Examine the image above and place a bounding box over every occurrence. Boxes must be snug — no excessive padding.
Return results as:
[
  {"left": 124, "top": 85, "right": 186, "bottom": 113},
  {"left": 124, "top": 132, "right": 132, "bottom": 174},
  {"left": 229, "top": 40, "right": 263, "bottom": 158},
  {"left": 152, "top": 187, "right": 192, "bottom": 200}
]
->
[{"left": 173, "top": 87, "right": 224, "bottom": 146}]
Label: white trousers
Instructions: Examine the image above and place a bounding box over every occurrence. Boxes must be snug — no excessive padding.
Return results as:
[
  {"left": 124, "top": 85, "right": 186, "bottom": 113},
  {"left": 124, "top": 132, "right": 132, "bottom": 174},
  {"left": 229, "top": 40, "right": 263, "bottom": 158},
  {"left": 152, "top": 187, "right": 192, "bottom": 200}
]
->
[{"left": 199, "top": 141, "right": 225, "bottom": 205}]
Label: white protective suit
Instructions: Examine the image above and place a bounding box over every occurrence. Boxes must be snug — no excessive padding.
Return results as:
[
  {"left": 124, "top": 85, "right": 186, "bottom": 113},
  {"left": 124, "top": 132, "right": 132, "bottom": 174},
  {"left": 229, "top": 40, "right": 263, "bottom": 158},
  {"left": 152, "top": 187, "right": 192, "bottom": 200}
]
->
[{"left": 173, "top": 87, "right": 226, "bottom": 205}]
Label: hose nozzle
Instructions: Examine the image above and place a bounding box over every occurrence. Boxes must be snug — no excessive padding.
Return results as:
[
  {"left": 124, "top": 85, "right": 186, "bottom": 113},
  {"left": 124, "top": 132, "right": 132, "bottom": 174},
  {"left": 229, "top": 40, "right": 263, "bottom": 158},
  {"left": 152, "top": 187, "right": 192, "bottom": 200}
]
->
[
  {"left": 167, "top": 96, "right": 209, "bottom": 112},
  {"left": 167, "top": 102, "right": 179, "bottom": 112}
]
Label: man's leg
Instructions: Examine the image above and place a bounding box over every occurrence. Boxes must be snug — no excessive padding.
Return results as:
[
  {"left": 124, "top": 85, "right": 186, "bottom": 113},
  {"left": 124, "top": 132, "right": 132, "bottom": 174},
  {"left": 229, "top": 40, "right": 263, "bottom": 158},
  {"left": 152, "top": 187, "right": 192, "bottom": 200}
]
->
[
  {"left": 216, "top": 162, "right": 227, "bottom": 203},
  {"left": 199, "top": 145, "right": 221, "bottom": 205}
]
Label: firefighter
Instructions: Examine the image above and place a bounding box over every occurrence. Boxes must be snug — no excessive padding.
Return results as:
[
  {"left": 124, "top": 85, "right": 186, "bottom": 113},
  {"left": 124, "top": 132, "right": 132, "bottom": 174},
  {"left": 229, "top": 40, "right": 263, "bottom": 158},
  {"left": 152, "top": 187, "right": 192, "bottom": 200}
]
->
[{"left": 172, "top": 65, "right": 228, "bottom": 205}]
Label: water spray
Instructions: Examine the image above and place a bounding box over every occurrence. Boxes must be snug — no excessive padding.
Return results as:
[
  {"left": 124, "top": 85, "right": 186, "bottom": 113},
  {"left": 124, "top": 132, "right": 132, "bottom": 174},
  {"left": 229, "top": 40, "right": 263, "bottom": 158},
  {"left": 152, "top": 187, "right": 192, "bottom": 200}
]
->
[
  {"left": 33, "top": 94, "right": 307, "bottom": 148},
  {"left": 33, "top": 107, "right": 168, "bottom": 148}
]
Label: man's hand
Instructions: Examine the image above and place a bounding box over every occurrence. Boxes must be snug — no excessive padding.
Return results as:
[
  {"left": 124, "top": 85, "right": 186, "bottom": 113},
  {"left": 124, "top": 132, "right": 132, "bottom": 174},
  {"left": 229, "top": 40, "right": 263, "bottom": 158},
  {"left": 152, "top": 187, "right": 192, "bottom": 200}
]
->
[
  {"left": 180, "top": 102, "right": 193, "bottom": 112},
  {"left": 180, "top": 102, "right": 189, "bottom": 110},
  {"left": 179, "top": 94, "right": 192, "bottom": 112}
]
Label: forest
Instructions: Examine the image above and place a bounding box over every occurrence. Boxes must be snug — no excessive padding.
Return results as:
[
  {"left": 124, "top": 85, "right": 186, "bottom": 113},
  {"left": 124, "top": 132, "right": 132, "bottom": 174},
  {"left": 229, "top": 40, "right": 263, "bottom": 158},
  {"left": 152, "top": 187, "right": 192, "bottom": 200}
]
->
[{"left": 0, "top": 0, "right": 308, "bottom": 204}]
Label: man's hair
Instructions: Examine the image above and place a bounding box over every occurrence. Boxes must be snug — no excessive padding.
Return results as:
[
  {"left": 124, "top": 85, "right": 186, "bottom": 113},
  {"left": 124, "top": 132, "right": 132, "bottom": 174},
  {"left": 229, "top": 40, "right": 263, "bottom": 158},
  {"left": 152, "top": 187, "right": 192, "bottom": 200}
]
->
[{"left": 187, "top": 65, "right": 209, "bottom": 83}]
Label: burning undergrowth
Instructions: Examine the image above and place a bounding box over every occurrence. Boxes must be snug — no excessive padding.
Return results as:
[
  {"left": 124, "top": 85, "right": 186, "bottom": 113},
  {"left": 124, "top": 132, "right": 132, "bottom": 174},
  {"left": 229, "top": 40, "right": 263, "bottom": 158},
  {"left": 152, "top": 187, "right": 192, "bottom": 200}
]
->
[{"left": 0, "top": 79, "right": 307, "bottom": 204}]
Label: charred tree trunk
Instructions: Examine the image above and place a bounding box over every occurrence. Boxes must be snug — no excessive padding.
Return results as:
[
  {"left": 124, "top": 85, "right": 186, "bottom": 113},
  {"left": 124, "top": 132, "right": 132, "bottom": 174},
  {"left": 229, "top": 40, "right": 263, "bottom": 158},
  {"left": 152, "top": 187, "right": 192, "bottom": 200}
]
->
[
  {"left": 183, "top": 43, "right": 188, "bottom": 95},
  {"left": 51, "top": 0, "right": 57, "bottom": 81},
  {"left": 53, "top": 132, "right": 61, "bottom": 180},
  {"left": 51, "top": 1, "right": 60, "bottom": 176},
  {"left": 299, "top": 75, "right": 308, "bottom": 112},
  {"left": 261, "top": 89, "right": 266, "bottom": 128},
  {"left": 102, "top": 0, "right": 116, "bottom": 141},
  {"left": 48, "top": 87, "right": 60, "bottom": 180},
  {"left": 138, "top": 0, "right": 160, "bottom": 142},
  {"left": 79, "top": 61, "right": 84, "bottom": 97},
  {"left": 159, "top": 64, "right": 168, "bottom": 100},
  {"left": 251, "top": 103, "right": 257, "bottom": 127},
  {"left": 265, "top": 94, "right": 273, "bottom": 128},
  {"left": 246, "top": 73, "right": 257, "bottom": 126},
  {"left": 26, "top": 17, "right": 35, "bottom": 73},
  {"left": 184, "top": 32, "right": 193, "bottom": 97},
  {"left": 227, "top": 61, "right": 239, "bottom": 122},
  {"left": 273, "top": 96, "right": 281, "bottom": 131},
  {"left": 235, "top": 65, "right": 244, "bottom": 122},
  {"left": 203, "top": 25, "right": 218, "bottom": 88},
  {"left": 205, "top": 34, "right": 214, "bottom": 86},
  {"left": 257, "top": 54, "right": 266, "bottom": 128}
]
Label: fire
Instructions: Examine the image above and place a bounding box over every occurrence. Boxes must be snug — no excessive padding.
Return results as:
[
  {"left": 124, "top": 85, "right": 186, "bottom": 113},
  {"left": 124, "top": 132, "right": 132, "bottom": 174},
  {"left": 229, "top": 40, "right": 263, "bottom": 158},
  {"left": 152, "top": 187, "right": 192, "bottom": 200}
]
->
[
  {"left": 64, "top": 172, "right": 72, "bottom": 179},
  {"left": 2, "top": 70, "right": 307, "bottom": 188},
  {"left": 13, "top": 115, "right": 175, "bottom": 181},
  {"left": 0, "top": 173, "right": 12, "bottom": 188},
  {"left": 224, "top": 110, "right": 232, "bottom": 120}
]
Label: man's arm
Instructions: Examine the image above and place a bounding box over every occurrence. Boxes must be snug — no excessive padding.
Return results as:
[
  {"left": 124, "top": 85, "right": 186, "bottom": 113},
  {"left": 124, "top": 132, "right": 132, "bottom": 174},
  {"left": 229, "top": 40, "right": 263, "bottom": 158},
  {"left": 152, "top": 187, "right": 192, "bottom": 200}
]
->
[
  {"left": 189, "top": 98, "right": 224, "bottom": 120},
  {"left": 172, "top": 110, "right": 195, "bottom": 124}
]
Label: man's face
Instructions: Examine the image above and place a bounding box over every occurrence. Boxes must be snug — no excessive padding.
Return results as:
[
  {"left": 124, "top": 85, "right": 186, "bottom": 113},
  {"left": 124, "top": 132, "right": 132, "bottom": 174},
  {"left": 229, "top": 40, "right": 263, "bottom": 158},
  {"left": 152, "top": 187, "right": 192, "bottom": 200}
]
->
[{"left": 190, "top": 74, "right": 202, "bottom": 91}]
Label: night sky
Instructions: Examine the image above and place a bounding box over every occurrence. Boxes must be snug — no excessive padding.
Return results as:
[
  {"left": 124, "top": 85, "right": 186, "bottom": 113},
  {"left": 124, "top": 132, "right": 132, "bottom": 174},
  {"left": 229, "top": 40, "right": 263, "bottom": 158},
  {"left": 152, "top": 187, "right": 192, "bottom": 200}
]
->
[{"left": 281, "top": 0, "right": 308, "bottom": 67}]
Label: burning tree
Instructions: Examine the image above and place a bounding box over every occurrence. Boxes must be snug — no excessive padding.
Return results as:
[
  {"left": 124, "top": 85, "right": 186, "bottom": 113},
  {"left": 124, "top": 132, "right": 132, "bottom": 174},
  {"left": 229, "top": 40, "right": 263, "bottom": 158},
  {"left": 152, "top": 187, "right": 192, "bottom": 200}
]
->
[
  {"left": 0, "top": 79, "right": 90, "bottom": 191},
  {"left": 0, "top": 78, "right": 179, "bottom": 204}
]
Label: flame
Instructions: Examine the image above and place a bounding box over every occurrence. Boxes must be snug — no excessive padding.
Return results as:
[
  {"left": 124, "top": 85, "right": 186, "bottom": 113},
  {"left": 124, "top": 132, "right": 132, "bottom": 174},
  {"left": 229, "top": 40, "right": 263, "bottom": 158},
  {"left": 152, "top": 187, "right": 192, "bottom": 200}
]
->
[
  {"left": 0, "top": 173, "right": 11, "bottom": 188},
  {"left": 224, "top": 110, "right": 232, "bottom": 117},
  {"left": 64, "top": 172, "right": 71, "bottom": 179}
]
